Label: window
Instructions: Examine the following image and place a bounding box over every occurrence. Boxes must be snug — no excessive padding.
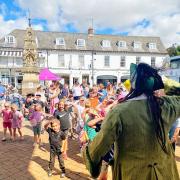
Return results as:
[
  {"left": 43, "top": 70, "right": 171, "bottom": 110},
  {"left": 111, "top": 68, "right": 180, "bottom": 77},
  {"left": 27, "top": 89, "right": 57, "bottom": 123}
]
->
[
  {"left": 151, "top": 57, "right": 156, "bottom": 67},
  {"left": 104, "top": 56, "right": 110, "bottom": 67},
  {"left": 79, "top": 55, "right": 84, "bottom": 68},
  {"left": 58, "top": 54, "right": 65, "bottom": 67},
  {"left": 102, "top": 40, "right": 111, "bottom": 48},
  {"left": 149, "top": 43, "right": 156, "bottom": 50},
  {"left": 171, "top": 62, "right": 178, "bottom": 69},
  {"left": 136, "top": 56, "right": 141, "bottom": 64},
  {"left": 133, "top": 41, "right": 141, "bottom": 49},
  {"left": 118, "top": 41, "right": 126, "bottom": 48},
  {"left": 56, "top": 38, "right": 65, "bottom": 46},
  {"left": 77, "top": 39, "right": 85, "bottom": 47},
  {"left": 39, "top": 58, "right": 45, "bottom": 67},
  {"left": 120, "top": 56, "right": 126, "bottom": 67},
  {"left": 15, "top": 57, "right": 23, "bottom": 66},
  {"left": 5, "top": 36, "right": 15, "bottom": 43},
  {"left": 0, "top": 57, "right": 8, "bottom": 66}
]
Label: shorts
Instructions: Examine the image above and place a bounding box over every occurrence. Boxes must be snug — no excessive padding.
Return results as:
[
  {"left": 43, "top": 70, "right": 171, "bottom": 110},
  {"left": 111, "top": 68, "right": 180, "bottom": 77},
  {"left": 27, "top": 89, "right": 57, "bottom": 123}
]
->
[
  {"left": 3, "top": 122, "right": 12, "bottom": 128},
  {"left": 33, "top": 123, "right": 41, "bottom": 135}
]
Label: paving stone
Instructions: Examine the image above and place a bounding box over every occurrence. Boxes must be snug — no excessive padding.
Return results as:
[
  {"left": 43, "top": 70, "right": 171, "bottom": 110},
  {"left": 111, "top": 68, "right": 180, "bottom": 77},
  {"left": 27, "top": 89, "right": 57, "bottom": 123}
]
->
[{"left": 0, "top": 120, "right": 180, "bottom": 180}]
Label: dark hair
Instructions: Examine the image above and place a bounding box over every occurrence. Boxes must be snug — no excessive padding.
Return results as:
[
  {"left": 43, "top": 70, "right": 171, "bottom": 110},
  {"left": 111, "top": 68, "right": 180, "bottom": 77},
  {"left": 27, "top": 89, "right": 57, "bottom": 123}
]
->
[{"left": 122, "top": 63, "right": 167, "bottom": 153}]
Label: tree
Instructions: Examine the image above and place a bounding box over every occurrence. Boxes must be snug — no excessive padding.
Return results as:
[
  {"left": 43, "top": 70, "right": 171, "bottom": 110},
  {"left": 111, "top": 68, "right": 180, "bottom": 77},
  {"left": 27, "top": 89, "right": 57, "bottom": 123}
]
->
[{"left": 167, "top": 44, "right": 180, "bottom": 57}]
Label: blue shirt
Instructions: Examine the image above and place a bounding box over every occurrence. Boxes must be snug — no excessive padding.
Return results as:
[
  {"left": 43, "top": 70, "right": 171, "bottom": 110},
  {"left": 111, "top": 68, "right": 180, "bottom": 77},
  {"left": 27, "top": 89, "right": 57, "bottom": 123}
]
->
[
  {"left": 169, "top": 118, "right": 180, "bottom": 139},
  {"left": 0, "top": 85, "right": 5, "bottom": 100},
  {"left": 98, "top": 89, "right": 107, "bottom": 103}
]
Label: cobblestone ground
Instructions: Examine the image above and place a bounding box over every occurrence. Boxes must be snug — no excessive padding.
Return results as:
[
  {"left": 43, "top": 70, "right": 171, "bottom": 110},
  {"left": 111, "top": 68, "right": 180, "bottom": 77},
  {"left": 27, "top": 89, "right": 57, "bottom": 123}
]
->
[{"left": 0, "top": 119, "right": 180, "bottom": 180}]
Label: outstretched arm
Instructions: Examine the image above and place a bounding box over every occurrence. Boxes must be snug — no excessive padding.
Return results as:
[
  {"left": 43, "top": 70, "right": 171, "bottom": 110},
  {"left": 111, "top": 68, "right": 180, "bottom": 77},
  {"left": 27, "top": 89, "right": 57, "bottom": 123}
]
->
[
  {"left": 44, "top": 121, "right": 51, "bottom": 130},
  {"left": 83, "top": 106, "right": 122, "bottom": 178}
]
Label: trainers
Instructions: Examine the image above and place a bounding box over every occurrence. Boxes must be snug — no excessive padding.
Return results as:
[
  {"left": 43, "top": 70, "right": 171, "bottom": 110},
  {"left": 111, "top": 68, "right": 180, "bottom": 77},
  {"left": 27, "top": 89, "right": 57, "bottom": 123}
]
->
[
  {"left": 1, "top": 137, "right": 6, "bottom": 141},
  {"left": 60, "top": 173, "right": 65, "bottom": 178},
  {"left": 48, "top": 169, "right": 52, "bottom": 177}
]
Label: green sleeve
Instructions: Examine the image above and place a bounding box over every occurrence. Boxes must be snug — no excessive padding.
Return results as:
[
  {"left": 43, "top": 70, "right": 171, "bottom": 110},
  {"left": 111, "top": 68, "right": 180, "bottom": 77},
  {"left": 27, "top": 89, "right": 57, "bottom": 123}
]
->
[
  {"left": 160, "top": 96, "right": 180, "bottom": 126},
  {"left": 83, "top": 107, "right": 122, "bottom": 178}
]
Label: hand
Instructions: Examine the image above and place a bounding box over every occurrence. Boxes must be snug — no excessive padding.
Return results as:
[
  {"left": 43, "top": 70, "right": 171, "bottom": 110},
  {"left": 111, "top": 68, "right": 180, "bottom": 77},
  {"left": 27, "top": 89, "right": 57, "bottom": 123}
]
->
[
  {"left": 154, "top": 89, "right": 165, "bottom": 97},
  {"left": 171, "top": 128, "right": 180, "bottom": 143}
]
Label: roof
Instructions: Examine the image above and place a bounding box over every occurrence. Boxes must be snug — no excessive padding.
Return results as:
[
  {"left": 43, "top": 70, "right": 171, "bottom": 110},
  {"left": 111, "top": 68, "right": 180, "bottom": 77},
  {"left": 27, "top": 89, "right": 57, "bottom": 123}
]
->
[{"left": 0, "top": 29, "right": 167, "bottom": 54}]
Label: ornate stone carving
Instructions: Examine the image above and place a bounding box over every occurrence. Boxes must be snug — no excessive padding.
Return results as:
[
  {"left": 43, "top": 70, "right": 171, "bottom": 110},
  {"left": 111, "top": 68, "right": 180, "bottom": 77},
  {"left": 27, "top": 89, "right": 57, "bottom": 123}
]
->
[
  {"left": 23, "top": 27, "right": 38, "bottom": 67},
  {"left": 21, "top": 26, "right": 39, "bottom": 95}
]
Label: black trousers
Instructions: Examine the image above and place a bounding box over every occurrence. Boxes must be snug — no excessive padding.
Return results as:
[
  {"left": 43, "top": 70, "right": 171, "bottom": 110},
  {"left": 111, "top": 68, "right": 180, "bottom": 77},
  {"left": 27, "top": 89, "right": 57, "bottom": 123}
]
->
[{"left": 49, "top": 149, "right": 65, "bottom": 173}]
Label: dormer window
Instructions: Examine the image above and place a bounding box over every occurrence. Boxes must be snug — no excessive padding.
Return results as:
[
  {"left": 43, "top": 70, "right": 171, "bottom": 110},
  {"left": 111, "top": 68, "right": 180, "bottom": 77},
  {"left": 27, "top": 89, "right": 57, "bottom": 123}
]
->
[
  {"left": 5, "top": 35, "right": 15, "bottom": 44},
  {"left": 56, "top": 38, "right": 65, "bottom": 46},
  {"left": 133, "top": 41, "right": 141, "bottom": 49},
  {"left": 149, "top": 43, "right": 156, "bottom": 50},
  {"left": 118, "top": 41, "right": 126, "bottom": 48},
  {"left": 102, "top": 40, "right": 111, "bottom": 48},
  {"left": 77, "top": 39, "right": 85, "bottom": 47}
]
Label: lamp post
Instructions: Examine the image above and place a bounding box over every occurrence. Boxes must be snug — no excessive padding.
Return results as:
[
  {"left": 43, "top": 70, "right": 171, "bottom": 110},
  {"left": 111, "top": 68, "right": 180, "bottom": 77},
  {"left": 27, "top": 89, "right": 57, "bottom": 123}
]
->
[
  {"left": 88, "top": 23, "right": 95, "bottom": 86},
  {"left": 91, "top": 50, "right": 94, "bottom": 85}
]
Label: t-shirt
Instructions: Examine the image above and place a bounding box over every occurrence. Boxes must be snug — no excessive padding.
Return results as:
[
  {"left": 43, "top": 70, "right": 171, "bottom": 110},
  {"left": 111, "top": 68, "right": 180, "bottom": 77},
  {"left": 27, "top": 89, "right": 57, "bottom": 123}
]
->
[
  {"left": 89, "top": 97, "right": 99, "bottom": 108},
  {"left": 72, "top": 86, "right": 83, "bottom": 97},
  {"left": 0, "top": 85, "right": 5, "bottom": 100},
  {"left": 98, "top": 89, "right": 107, "bottom": 103},
  {"left": 54, "top": 109, "right": 73, "bottom": 130},
  {"left": 2, "top": 109, "right": 12, "bottom": 123},
  {"left": 29, "top": 111, "right": 43, "bottom": 126},
  {"left": 46, "top": 127, "right": 66, "bottom": 151},
  {"left": 25, "top": 101, "right": 33, "bottom": 109}
]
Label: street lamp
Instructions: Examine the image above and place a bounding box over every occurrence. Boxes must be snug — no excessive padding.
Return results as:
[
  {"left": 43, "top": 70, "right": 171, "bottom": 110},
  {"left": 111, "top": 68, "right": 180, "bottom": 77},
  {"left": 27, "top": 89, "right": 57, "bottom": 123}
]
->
[{"left": 88, "top": 23, "right": 95, "bottom": 86}]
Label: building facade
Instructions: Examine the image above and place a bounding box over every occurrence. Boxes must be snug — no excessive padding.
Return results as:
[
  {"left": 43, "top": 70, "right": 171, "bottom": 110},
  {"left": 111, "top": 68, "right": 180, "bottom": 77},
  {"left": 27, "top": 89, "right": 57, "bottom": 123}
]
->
[{"left": 0, "top": 28, "right": 168, "bottom": 88}]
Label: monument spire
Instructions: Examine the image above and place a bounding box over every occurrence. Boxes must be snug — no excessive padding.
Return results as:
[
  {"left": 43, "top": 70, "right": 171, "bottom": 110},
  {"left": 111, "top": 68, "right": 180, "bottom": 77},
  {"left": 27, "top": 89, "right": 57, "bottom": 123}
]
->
[
  {"left": 28, "top": 9, "right": 31, "bottom": 27},
  {"left": 21, "top": 17, "right": 39, "bottom": 95}
]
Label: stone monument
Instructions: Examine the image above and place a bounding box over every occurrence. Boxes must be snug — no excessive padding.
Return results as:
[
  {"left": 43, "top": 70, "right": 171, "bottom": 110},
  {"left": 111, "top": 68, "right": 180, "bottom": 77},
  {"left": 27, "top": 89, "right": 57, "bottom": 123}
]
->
[{"left": 21, "top": 25, "right": 39, "bottom": 95}]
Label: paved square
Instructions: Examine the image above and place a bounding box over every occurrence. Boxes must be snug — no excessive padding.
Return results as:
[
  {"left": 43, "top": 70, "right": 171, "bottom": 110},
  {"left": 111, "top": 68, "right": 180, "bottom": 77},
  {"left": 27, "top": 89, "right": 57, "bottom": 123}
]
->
[{"left": 0, "top": 120, "right": 179, "bottom": 180}]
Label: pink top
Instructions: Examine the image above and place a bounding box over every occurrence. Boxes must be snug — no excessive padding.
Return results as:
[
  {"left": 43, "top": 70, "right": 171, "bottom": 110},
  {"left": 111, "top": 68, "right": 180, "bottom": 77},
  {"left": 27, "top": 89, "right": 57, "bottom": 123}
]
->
[
  {"left": 12, "top": 111, "right": 23, "bottom": 128},
  {"left": 2, "top": 109, "right": 12, "bottom": 123},
  {"left": 29, "top": 111, "right": 43, "bottom": 126}
]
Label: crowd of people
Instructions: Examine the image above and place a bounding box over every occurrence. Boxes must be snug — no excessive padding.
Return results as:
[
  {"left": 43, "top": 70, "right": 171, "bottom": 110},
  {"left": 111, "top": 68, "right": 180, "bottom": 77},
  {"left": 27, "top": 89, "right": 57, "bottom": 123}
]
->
[{"left": 0, "top": 62, "right": 180, "bottom": 179}]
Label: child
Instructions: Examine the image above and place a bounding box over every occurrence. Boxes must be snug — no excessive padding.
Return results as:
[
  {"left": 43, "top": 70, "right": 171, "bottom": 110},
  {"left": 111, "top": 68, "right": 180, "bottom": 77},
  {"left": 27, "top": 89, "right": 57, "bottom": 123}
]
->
[
  {"left": 1, "top": 102, "right": 13, "bottom": 141},
  {"left": 54, "top": 100, "right": 74, "bottom": 159},
  {"left": 11, "top": 104, "right": 23, "bottom": 140},
  {"left": 44, "top": 118, "right": 66, "bottom": 178},
  {"left": 29, "top": 103, "right": 44, "bottom": 146}
]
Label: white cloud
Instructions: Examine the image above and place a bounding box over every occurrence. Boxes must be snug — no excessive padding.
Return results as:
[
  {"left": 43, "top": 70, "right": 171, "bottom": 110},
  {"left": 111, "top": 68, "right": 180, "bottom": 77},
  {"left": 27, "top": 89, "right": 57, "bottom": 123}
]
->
[
  {"left": 0, "top": 2, "right": 43, "bottom": 38},
  {"left": 1, "top": 0, "right": 180, "bottom": 47},
  {"left": 0, "top": 15, "right": 43, "bottom": 38},
  {"left": 129, "top": 13, "right": 180, "bottom": 47}
]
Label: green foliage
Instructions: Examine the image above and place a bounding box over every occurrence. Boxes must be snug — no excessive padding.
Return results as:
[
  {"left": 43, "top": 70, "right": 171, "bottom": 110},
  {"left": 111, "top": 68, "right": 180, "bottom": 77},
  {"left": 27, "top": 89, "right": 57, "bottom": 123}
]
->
[{"left": 167, "top": 45, "right": 180, "bottom": 57}]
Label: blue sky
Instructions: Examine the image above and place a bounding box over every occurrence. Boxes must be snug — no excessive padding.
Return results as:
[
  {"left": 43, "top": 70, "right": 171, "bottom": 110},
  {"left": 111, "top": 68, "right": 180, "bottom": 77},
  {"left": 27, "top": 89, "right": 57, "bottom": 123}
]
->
[{"left": 0, "top": 0, "right": 180, "bottom": 47}]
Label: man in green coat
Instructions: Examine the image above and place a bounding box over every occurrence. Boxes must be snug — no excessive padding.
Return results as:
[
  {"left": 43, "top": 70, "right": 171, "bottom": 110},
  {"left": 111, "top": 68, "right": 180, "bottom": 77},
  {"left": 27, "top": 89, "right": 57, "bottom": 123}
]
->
[{"left": 83, "top": 63, "right": 180, "bottom": 180}]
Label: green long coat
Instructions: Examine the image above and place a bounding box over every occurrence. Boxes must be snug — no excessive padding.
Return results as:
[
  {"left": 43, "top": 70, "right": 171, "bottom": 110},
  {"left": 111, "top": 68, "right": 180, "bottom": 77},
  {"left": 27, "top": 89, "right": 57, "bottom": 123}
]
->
[{"left": 83, "top": 96, "right": 180, "bottom": 180}]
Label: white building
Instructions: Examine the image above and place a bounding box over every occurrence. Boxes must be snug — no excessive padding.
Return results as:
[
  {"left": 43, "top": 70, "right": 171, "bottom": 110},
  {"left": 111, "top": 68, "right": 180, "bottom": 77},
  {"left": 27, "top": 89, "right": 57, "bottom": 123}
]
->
[{"left": 0, "top": 28, "right": 168, "bottom": 88}]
